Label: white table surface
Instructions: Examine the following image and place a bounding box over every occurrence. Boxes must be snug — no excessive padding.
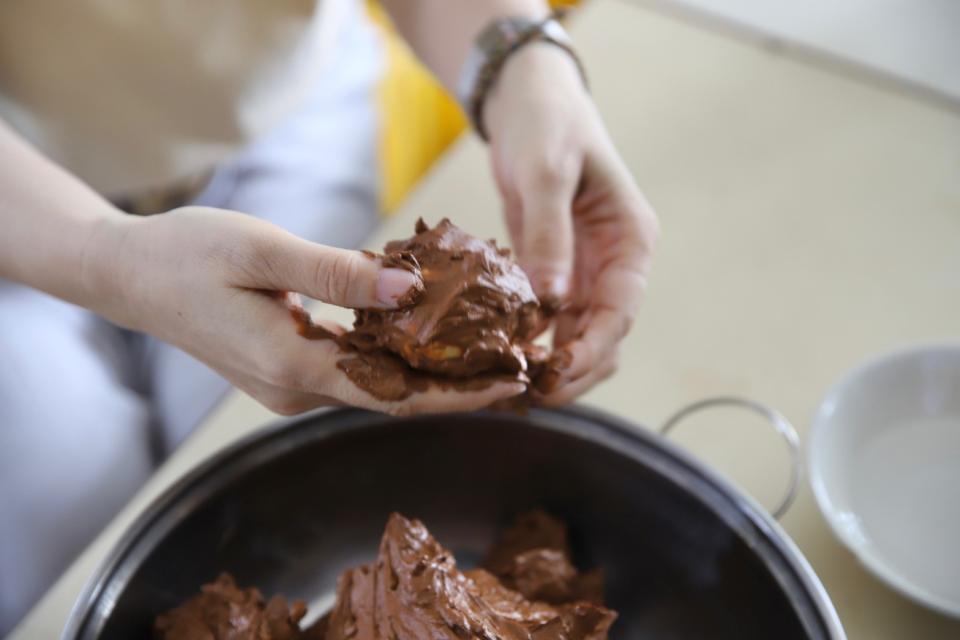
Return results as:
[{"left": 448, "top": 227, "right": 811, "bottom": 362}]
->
[
  {"left": 645, "top": 0, "right": 960, "bottom": 105},
  {"left": 12, "top": 1, "right": 960, "bottom": 638}
]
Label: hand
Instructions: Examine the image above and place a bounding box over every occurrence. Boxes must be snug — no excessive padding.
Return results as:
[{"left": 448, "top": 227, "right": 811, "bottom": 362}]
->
[
  {"left": 84, "top": 207, "right": 526, "bottom": 416},
  {"left": 485, "top": 44, "right": 660, "bottom": 406}
]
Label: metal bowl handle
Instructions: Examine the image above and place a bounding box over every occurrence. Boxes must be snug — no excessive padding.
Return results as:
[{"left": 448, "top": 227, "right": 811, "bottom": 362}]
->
[{"left": 660, "top": 396, "right": 801, "bottom": 520}]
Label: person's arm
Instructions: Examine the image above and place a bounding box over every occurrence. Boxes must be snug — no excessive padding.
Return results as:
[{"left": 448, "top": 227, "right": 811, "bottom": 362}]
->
[
  {"left": 0, "top": 119, "right": 122, "bottom": 309},
  {"left": 379, "top": 0, "right": 545, "bottom": 92},
  {"left": 380, "top": 1, "right": 660, "bottom": 404},
  {"left": 0, "top": 119, "right": 524, "bottom": 415}
]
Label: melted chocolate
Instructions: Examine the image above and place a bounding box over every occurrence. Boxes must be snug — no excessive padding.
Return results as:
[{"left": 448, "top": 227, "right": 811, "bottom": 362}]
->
[
  {"left": 153, "top": 573, "right": 306, "bottom": 640},
  {"left": 156, "top": 513, "right": 615, "bottom": 640},
  {"left": 322, "top": 513, "right": 616, "bottom": 640},
  {"left": 482, "top": 510, "right": 606, "bottom": 606},
  {"left": 288, "top": 219, "right": 566, "bottom": 402},
  {"left": 281, "top": 291, "right": 521, "bottom": 403},
  {"left": 346, "top": 218, "right": 543, "bottom": 378}
]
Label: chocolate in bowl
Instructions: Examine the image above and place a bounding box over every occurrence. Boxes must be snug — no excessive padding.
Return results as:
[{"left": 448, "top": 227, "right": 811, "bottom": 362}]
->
[{"left": 63, "top": 407, "right": 844, "bottom": 639}]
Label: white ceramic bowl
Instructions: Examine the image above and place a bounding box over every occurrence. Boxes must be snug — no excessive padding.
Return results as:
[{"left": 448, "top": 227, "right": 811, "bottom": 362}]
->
[{"left": 809, "top": 344, "right": 960, "bottom": 618}]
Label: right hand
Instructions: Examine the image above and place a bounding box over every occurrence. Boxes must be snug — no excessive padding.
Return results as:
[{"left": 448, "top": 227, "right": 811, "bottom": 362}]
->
[{"left": 84, "top": 206, "right": 526, "bottom": 416}]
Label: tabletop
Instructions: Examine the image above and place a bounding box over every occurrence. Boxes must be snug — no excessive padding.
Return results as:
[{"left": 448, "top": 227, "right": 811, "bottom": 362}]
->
[{"left": 12, "top": 1, "right": 960, "bottom": 638}]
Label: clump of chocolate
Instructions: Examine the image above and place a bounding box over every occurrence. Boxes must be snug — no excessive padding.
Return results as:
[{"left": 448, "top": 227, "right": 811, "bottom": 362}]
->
[
  {"left": 293, "top": 218, "right": 561, "bottom": 401},
  {"left": 482, "top": 510, "right": 605, "bottom": 606},
  {"left": 154, "top": 573, "right": 305, "bottom": 640},
  {"left": 322, "top": 513, "right": 615, "bottom": 639},
  {"left": 156, "top": 512, "right": 616, "bottom": 640},
  {"left": 346, "top": 218, "right": 544, "bottom": 378}
]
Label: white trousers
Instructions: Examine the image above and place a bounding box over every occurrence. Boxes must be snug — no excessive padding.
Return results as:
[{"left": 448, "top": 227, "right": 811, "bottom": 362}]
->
[{"left": 0, "top": 4, "right": 383, "bottom": 633}]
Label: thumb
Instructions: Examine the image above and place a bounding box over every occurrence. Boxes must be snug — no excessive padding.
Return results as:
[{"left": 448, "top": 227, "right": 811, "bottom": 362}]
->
[
  {"left": 517, "top": 169, "right": 576, "bottom": 307},
  {"left": 247, "top": 232, "right": 422, "bottom": 309}
]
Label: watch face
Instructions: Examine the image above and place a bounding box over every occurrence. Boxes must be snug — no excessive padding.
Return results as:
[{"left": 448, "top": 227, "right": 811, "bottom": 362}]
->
[
  {"left": 499, "top": 18, "right": 530, "bottom": 41},
  {"left": 480, "top": 18, "right": 534, "bottom": 52}
]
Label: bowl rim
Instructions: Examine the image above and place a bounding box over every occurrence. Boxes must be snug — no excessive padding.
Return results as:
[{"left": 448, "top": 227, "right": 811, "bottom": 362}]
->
[
  {"left": 808, "top": 341, "right": 960, "bottom": 619},
  {"left": 63, "top": 405, "right": 846, "bottom": 639}
]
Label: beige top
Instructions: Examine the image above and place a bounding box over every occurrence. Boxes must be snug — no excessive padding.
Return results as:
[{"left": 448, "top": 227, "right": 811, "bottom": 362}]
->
[{"left": 0, "top": 0, "right": 347, "bottom": 196}]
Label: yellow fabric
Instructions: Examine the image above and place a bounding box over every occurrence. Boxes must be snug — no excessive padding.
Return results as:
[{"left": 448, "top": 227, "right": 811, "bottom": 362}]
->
[
  {"left": 368, "top": 1, "right": 580, "bottom": 214},
  {"left": 367, "top": 1, "right": 465, "bottom": 214}
]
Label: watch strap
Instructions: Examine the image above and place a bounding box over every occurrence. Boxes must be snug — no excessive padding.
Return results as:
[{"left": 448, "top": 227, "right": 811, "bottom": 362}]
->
[{"left": 457, "top": 13, "right": 587, "bottom": 142}]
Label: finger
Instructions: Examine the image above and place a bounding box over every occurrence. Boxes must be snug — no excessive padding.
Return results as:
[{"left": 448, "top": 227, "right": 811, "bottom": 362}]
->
[
  {"left": 247, "top": 291, "right": 528, "bottom": 413},
  {"left": 558, "top": 304, "right": 635, "bottom": 385},
  {"left": 396, "top": 381, "right": 528, "bottom": 416},
  {"left": 225, "top": 290, "right": 356, "bottom": 394},
  {"left": 239, "top": 228, "right": 422, "bottom": 309},
  {"left": 535, "top": 354, "right": 619, "bottom": 408},
  {"left": 553, "top": 307, "right": 586, "bottom": 348},
  {"left": 327, "top": 373, "right": 527, "bottom": 417},
  {"left": 551, "top": 217, "right": 592, "bottom": 346},
  {"left": 502, "top": 188, "right": 524, "bottom": 248},
  {"left": 515, "top": 158, "right": 580, "bottom": 305},
  {"left": 558, "top": 224, "right": 651, "bottom": 380}
]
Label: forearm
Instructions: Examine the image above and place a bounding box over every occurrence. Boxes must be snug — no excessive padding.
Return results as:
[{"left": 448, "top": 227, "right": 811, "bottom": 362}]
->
[
  {"left": 380, "top": 0, "right": 549, "bottom": 92},
  {"left": 0, "top": 118, "right": 122, "bottom": 308}
]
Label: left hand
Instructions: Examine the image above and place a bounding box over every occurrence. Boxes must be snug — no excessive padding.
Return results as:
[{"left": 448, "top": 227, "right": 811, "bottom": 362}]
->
[{"left": 484, "top": 43, "right": 660, "bottom": 406}]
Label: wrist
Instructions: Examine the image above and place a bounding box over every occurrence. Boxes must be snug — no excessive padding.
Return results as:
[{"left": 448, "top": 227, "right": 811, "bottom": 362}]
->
[
  {"left": 78, "top": 207, "right": 138, "bottom": 317},
  {"left": 459, "top": 14, "right": 587, "bottom": 141},
  {"left": 483, "top": 43, "right": 588, "bottom": 139}
]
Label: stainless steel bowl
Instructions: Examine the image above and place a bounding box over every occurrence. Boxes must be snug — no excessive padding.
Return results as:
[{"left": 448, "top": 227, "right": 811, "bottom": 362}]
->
[{"left": 64, "top": 406, "right": 844, "bottom": 639}]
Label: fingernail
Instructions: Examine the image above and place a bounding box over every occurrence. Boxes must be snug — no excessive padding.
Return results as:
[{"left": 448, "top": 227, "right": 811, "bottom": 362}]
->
[
  {"left": 508, "top": 382, "right": 527, "bottom": 396},
  {"left": 376, "top": 268, "right": 422, "bottom": 308},
  {"left": 535, "top": 273, "right": 569, "bottom": 309}
]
